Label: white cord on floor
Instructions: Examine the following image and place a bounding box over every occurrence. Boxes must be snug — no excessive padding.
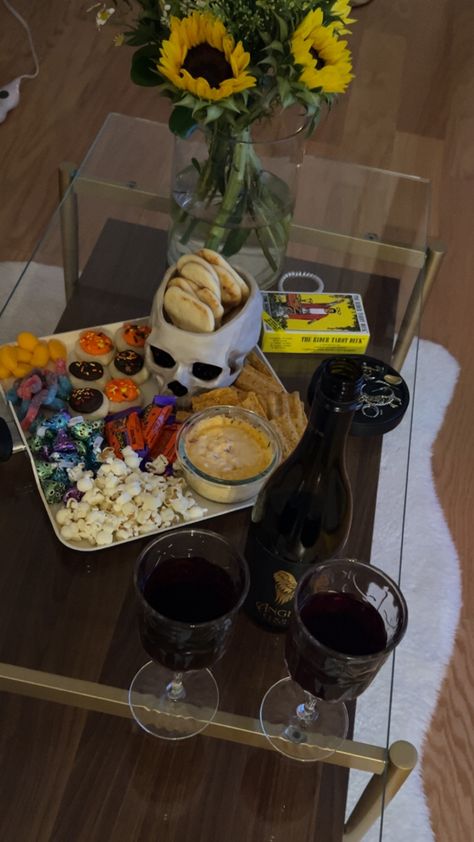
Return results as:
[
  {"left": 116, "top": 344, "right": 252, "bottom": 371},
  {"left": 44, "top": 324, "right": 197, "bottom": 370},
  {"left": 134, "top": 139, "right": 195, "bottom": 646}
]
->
[{"left": 2, "top": 0, "right": 39, "bottom": 80}]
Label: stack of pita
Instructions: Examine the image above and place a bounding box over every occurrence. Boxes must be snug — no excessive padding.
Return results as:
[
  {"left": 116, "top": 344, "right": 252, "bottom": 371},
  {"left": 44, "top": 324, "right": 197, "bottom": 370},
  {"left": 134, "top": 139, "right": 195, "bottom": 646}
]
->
[{"left": 163, "top": 250, "right": 249, "bottom": 333}]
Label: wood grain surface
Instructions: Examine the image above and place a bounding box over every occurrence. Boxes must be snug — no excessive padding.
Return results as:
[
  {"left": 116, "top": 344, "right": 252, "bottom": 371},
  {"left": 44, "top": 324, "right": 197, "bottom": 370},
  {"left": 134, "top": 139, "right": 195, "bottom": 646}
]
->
[{"left": 0, "top": 0, "right": 473, "bottom": 839}]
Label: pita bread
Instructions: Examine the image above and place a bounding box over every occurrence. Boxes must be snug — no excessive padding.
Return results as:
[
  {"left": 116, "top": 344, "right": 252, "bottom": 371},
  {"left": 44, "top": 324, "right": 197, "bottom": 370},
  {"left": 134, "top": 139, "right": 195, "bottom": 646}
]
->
[
  {"left": 196, "top": 249, "right": 250, "bottom": 301},
  {"left": 164, "top": 287, "right": 215, "bottom": 333},
  {"left": 176, "top": 255, "right": 221, "bottom": 298},
  {"left": 193, "top": 286, "right": 224, "bottom": 326}
]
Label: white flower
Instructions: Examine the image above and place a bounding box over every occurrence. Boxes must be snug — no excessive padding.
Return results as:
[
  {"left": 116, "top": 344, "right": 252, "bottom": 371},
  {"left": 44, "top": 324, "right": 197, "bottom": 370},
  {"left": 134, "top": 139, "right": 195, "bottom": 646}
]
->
[{"left": 95, "top": 6, "right": 115, "bottom": 28}]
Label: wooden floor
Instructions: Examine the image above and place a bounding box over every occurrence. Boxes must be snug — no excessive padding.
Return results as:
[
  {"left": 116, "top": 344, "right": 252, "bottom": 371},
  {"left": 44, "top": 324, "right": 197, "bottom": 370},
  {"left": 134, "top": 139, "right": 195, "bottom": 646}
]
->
[{"left": 0, "top": 1, "right": 473, "bottom": 838}]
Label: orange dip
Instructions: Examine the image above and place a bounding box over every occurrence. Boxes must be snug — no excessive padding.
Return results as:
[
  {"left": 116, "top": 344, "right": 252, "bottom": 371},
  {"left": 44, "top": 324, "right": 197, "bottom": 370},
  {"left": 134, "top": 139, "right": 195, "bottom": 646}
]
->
[{"left": 186, "top": 416, "right": 273, "bottom": 481}]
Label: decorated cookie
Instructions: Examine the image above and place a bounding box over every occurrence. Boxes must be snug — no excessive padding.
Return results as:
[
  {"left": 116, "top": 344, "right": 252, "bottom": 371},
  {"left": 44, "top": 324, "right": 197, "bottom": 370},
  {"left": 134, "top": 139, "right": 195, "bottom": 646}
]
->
[
  {"left": 115, "top": 323, "right": 151, "bottom": 354},
  {"left": 75, "top": 329, "right": 115, "bottom": 365},
  {"left": 69, "top": 387, "right": 110, "bottom": 420},
  {"left": 105, "top": 377, "right": 143, "bottom": 413},
  {"left": 108, "top": 350, "right": 149, "bottom": 385},
  {"left": 68, "top": 360, "right": 108, "bottom": 390}
]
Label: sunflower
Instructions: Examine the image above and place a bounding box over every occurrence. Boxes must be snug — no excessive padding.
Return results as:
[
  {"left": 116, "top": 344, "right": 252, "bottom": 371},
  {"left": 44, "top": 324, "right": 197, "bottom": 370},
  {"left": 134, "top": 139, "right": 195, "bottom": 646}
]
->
[
  {"left": 330, "top": 1, "right": 356, "bottom": 35},
  {"left": 157, "top": 12, "right": 256, "bottom": 102},
  {"left": 291, "top": 9, "right": 354, "bottom": 95}
]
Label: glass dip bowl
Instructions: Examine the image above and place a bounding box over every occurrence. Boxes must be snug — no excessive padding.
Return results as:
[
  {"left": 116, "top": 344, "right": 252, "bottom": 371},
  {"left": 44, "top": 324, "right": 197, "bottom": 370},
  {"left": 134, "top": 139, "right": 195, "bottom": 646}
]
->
[{"left": 176, "top": 405, "right": 282, "bottom": 504}]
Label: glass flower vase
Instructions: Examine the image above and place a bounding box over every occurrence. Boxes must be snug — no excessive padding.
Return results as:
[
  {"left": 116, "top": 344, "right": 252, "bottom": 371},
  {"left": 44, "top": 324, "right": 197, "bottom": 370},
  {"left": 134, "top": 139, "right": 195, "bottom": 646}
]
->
[{"left": 167, "top": 112, "right": 307, "bottom": 289}]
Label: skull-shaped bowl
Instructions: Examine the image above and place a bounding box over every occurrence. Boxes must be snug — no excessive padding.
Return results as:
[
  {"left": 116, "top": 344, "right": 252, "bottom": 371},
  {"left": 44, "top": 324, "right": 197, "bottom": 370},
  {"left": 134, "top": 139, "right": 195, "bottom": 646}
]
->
[
  {"left": 145, "top": 265, "right": 263, "bottom": 401},
  {"left": 175, "top": 405, "right": 282, "bottom": 504}
]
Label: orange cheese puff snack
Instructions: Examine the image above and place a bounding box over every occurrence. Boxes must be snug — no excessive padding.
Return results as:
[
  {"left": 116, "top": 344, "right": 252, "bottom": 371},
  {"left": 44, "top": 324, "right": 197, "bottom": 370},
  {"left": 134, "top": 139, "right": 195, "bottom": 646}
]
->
[
  {"left": 31, "top": 342, "right": 50, "bottom": 368},
  {"left": 17, "top": 331, "right": 38, "bottom": 352},
  {"left": 0, "top": 363, "right": 11, "bottom": 380},
  {"left": 17, "top": 347, "right": 33, "bottom": 364},
  {"left": 12, "top": 362, "right": 33, "bottom": 378},
  {"left": 0, "top": 345, "right": 18, "bottom": 373},
  {"left": 48, "top": 338, "right": 67, "bottom": 360}
]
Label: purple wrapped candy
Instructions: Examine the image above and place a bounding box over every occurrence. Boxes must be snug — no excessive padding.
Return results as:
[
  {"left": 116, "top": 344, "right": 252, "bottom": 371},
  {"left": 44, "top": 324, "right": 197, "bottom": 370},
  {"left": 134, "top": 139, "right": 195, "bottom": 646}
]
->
[
  {"left": 53, "top": 429, "right": 77, "bottom": 453},
  {"left": 62, "top": 487, "right": 84, "bottom": 504}
]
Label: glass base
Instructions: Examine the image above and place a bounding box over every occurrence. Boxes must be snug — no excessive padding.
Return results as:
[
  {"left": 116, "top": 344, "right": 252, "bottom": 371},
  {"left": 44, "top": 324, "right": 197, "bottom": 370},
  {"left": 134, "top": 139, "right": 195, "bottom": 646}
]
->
[
  {"left": 129, "top": 661, "right": 219, "bottom": 740},
  {"left": 260, "top": 677, "right": 349, "bottom": 762}
]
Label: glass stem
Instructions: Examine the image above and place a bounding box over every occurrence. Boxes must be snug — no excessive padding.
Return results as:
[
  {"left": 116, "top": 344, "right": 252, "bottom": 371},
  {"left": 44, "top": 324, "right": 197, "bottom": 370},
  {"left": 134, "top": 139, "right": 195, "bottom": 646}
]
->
[
  {"left": 296, "top": 692, "right": 319, "bottom": 725},
  {"left": 166, "top": 672, "right": 186, "bottom": 702}
]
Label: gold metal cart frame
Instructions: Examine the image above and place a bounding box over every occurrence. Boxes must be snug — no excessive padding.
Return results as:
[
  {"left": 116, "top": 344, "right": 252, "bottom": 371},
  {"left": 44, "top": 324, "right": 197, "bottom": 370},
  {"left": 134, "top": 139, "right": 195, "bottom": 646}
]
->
[
  {"left": 45, "top": 160, "right": 436, "bottom": 838},
  {"left": 0, "top": 662, "right": 417, "bottom": 842}
]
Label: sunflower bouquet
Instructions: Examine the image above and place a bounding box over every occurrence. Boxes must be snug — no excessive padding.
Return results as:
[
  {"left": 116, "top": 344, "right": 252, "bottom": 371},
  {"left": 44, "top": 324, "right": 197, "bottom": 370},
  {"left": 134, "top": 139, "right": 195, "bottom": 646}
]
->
[{"left": 93, "top": 0, "right": 355, "bottom": 285}]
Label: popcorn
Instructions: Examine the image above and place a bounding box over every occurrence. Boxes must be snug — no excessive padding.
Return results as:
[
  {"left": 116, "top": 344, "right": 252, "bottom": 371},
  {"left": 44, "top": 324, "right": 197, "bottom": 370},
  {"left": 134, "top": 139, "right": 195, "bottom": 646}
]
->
[{"left": 56, "top": 450, "right": 207, "bottom": 547}]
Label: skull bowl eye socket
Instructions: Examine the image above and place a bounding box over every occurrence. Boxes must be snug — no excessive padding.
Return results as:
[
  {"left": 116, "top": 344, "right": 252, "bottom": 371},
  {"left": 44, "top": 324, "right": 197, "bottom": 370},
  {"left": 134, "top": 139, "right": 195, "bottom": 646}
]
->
[
  {"left": 192, "top": 362, "right": 223, "bottom": 381},
  {"left": 150, "top": 346, "right": 176, "bottom": 368},
  {"left": 167, "top": 381, "right": 188, "bottom": 397}
]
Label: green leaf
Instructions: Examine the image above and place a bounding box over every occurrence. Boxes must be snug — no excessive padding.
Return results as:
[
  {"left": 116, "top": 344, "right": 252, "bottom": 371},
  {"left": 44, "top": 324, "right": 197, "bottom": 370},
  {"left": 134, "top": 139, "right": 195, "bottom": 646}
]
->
[
  {"left": 219, "top": 98, "right": 243, "bottom": 114},
  {"left": 275, "top": 14, "right": 288, "bottom": 42},
  {"left": 130, "top": 46, "right": 161, "bottom": 87},
  {"left": 267, "top": 40, "right": 284, "bottom": 53},
  {"left": 221, "top": 226, "right": 251, "bottom": 258},
  {"left": 169, "top": 106, "right": 197, "bottom": 138},
  {"left": 203, "top": 105, "right": 224, "bottom": 124}
]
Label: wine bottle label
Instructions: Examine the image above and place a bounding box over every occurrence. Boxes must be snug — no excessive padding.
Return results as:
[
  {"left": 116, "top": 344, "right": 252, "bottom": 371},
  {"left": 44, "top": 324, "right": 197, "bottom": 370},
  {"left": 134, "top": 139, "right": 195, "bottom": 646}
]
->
[{"left": 245, "top": 530, "right": 310, "bottom": 630}]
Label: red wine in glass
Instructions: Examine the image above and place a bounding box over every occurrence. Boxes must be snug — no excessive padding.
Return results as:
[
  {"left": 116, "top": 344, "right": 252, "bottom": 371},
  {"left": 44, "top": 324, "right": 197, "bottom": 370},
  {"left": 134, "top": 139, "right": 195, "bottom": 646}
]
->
[
  {"left": 139, "top": 555, "right": 238, "bottom": 671},
  {"left": 129, "top": 528, "right": 249, "bottom": 741},
  {"left": 286, "top": 591, "right": 388, "bottom": 702},
  {"left": 260, "top": 559, "right": 408, "bottom": 761}
]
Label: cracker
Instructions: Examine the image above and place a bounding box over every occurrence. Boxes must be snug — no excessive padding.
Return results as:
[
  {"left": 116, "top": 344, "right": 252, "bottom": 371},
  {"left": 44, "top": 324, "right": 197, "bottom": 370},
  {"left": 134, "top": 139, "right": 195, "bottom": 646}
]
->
[
  {"left": 265, "top": 391, "right": 290, "bottom": 420},
  {"left": 270, "top": 415, "right": 300, "bottom": 457},
  {"left": 240, "top": 391, "right": 268, "bottom": 418},
  {"left": 246, "top": 350, "right": 274, "bottom": 378},
  {"left": 192, "top": 386, "right": 242, "bottom": 411},
  {"left": 235, "top": 364, "right": 284, "bottom": 395},
  {"left": 288, "top": 392, "right": 307, "bottom": 435},
  {"left": 176, "top": 409, "right": 193, "bottom": 423}
]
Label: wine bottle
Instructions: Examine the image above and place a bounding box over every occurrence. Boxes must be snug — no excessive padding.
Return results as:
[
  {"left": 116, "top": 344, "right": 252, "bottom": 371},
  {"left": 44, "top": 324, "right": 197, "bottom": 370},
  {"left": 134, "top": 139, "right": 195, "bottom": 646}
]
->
[{"left": 244, "top": 357, "right": 363, "bottom": 630}]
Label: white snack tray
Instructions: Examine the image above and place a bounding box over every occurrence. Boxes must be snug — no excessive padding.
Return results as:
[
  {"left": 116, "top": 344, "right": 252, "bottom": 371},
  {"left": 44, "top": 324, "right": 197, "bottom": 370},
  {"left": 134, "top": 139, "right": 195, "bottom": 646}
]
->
[{"left": 3, "top": 319, "right": 281, "bottom": 553}]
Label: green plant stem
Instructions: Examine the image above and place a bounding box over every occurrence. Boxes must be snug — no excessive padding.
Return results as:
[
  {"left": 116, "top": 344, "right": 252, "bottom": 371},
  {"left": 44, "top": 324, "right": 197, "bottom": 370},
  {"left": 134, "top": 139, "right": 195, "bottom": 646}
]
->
[{"left": 204, "top": 129, "right": 250, "bottom": 251}]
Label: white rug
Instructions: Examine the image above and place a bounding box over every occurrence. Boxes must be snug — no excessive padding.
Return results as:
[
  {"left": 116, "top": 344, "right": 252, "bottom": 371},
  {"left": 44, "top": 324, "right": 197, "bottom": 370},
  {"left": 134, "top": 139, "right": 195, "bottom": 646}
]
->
[
  {"left": 347, "top": 339, "right": 461, "bottom": 840},
  {"left": 0, "top": 261, "right": 66, "bottom": 344},
  {"left": 0, "top": 262, "right": 462, "bottom": 839}
]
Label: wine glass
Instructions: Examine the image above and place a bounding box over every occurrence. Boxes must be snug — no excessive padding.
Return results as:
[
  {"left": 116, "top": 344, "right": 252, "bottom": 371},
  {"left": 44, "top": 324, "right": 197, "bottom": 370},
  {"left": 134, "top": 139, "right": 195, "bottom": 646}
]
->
[
  {"left": 260, "top": 558, "right": 408, "bottom": 761},
  {"left": 129, "top": 528, "right": 249, "bottom": 740}
]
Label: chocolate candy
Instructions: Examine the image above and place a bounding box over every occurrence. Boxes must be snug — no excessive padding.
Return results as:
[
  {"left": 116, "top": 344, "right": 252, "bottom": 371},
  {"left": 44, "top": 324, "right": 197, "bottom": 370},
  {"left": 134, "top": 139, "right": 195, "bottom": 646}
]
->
[
  {"left": 69, "top": 388, "right": 104, "bottom": 415},
  {"left": 113, "top": 350, "right": 144, "bottom": 377},
  {"left": 69, "top": 360, "right": 104, "bottom": 382},
  {"left": 105, "top": 410, "right": 146, "bottom": 457}
]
